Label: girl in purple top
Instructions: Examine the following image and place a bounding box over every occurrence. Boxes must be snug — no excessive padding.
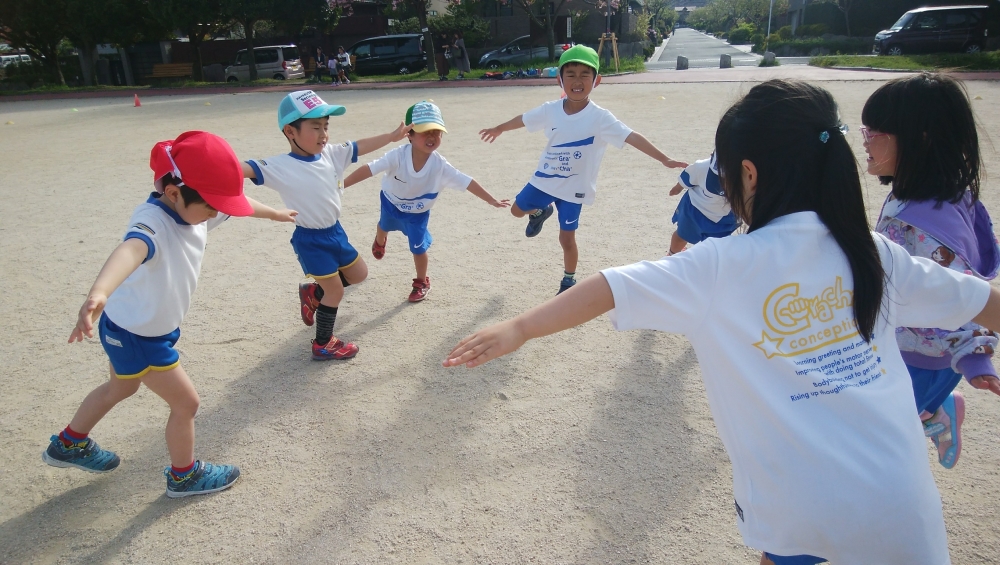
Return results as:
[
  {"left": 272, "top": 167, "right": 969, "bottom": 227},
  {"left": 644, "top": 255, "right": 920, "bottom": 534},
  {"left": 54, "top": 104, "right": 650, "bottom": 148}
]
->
[{"left": 864, "top": 73, "right": 1000, "bottom": 468}]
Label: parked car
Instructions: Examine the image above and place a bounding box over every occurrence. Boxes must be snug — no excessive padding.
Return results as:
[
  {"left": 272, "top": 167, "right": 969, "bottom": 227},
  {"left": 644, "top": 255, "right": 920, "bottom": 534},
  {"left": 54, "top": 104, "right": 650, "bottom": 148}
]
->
[
  {"left": 225, "top": 45, "right": 305, "bottom": 81},
  {"left": 0, "top": 54, "right": 31, "bottom": 67},
  {"left": 478, "top": 36, "right": 571, "bottom": 69},
  {"left": 347, "top": 34, "right": 426, "bottom": 75},
  {"left": 874, "top": 5, "right": 989, "bottom": 55}
]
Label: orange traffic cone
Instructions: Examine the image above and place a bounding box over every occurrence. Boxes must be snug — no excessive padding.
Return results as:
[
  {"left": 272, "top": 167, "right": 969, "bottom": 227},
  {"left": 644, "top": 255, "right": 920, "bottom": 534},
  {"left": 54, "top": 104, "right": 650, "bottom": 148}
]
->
[{"left": 134, "top": 94, "right": 141, "bottom": 107}]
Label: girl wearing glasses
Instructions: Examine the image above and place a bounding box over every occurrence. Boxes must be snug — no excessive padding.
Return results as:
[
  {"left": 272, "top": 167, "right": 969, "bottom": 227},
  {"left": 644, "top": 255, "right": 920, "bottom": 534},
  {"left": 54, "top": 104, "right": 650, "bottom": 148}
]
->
[{"left": 863, "top": 72, "right": 1000, "bottom": 470}]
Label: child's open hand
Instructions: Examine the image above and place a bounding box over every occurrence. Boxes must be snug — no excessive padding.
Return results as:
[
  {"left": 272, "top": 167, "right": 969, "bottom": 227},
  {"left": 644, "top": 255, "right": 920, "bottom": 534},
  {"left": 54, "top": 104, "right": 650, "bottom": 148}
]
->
[
  {"left": 69, "top": 294, "right": 107, "bottom": 343},
  {"left": 479, "top": 127, "right": 503, "bottom": 143},
  {"left": 491, "top": 199, "right": 511, "bottom": 209},
  {"left": 970, "top": 375, "right": 1000, "bottom": 396},
  {"left": 669, "top": 182, "right": 684, "bottom": 196},
  {"left": 662, "top": 158, "right": 688, "bottom": 169},
  {"left": 443, "top": 319, "right": 525, "bottom": 368},
  {"left": 274, "top": 209, "right": 298, "bottom": 223},
  {"left": 389, "top": 122, "right": 409, "bottom": 142}
]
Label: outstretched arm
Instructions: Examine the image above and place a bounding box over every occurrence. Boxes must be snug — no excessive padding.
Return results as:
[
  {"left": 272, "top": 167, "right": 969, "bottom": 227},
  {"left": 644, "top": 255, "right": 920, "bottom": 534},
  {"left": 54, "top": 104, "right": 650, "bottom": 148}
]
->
[
  {"left": 971, "top": 286, "right": 1000, "bottom": 396},
  {"left": 669, "top": 182, "right": 685, "bottom": 196},
  {"left": 443, "top": 273, "right": 615, "bottom": 368},
  {"left": 344, "top": 165, "right": 374, "bottom": 189},
  {"left": 466, "top": 179, "right": 510, "bottom": 208},
  {"left": 69, "top": 238, "right": 148, "bottom": 343},
  {"left": 241, "top": 161, "right": 256, "bottom": 180},
  {"left": 355, "top": 122, "right": 409, "bottom": 157},
  {"left": 247, "top": 196, "right": 297, "bottom": 223},
  {"left": 624, "top": 132, "right": 687, "bottom": 169},
  {"left": 480, "top": 115, "right": 525, "bottom": 143}
]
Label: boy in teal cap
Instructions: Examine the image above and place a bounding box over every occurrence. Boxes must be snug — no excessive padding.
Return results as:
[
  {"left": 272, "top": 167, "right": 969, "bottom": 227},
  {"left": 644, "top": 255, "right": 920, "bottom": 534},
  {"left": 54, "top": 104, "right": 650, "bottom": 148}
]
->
[
  {"left": 241, "top": 90, "right": 408, "bottom": 360},
  {"left": 480, "top": 45, "right": 688, "bottom": 294}
]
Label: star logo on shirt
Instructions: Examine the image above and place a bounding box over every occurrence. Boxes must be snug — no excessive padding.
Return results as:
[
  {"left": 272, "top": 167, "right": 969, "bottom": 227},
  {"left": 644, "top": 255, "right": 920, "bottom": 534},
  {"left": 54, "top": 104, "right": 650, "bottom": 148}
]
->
[{"left": 753, "top": 331, "right": 784, "bottom": 359}]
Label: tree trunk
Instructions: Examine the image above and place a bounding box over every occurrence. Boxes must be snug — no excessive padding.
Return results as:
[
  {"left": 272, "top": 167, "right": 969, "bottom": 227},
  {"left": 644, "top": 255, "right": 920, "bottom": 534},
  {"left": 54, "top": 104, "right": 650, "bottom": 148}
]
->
[
  {"left": 192, "top": 40, "right": 205, "bottom": 82},
  {"left": 418, "top": 7, "right": 435, "bottom": 73},
  {"left": 545, "top": 7, "right": 556, "bottom": 61},
  {"left": 244, "top": 18, "right": 258, "bottom": 81},
  {"left": 45, "top": 47, "right": 66, "bottom": 86},
  {"left": 77, "top": 41, "right": 96, "bottom": 86},
  {"left": 844, "top": 13, "right": 851, "bottom": 37}
]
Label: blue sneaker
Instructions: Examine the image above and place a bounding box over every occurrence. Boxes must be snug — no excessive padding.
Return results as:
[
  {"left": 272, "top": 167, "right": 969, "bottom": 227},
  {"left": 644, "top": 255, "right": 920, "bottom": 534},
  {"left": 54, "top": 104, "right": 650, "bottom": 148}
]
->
[
  {"left": 42, "top": 435, "right": 120, "bottom": 473},
  {"left": 557, "top": 277, "right": 576, "bottom": 295},
  {"left": 525, "top": 204, "right": 554, "bottom": 238},
  {"left": 929, "top": 392, "right": 965, "bottom": 469},
  {"left": 164, "top": 460, "right": 240, "bottom": 498}
]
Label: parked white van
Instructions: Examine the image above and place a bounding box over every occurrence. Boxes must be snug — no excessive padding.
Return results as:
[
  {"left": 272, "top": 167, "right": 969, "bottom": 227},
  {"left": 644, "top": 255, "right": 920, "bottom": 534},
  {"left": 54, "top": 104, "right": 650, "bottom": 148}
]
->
[
  {"left": 225, "top": 45, "right": 304, "bottom": 81},
  {"left": 1, "top": 54, "right": 31, "bottom": 67}
]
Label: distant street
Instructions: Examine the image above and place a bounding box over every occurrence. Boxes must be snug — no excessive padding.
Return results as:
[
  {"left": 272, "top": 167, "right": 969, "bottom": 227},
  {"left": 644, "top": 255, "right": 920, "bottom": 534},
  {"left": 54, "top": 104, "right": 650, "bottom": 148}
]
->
[{"left": 647, "top": 27, "right": 812, "bottom": 70}]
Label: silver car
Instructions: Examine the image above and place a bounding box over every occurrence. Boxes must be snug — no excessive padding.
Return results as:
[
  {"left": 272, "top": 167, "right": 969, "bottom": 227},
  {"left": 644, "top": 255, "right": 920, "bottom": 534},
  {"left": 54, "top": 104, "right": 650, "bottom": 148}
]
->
[
  {"left": 478, "top": 36, "right": 571, "bottom": 69},
  {"left": 225, "top": 45, "right": 305, "bottom": 81}
]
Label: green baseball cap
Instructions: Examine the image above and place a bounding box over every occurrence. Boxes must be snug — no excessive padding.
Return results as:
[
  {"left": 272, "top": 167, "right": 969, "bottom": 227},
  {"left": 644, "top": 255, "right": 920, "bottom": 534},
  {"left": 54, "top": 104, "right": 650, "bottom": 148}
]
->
[
  {"left": 558, "top": 45, "right": 600, "bottom": 73},
  {"left": 405, "top": 101, "right": 447, "bottom": 133}
]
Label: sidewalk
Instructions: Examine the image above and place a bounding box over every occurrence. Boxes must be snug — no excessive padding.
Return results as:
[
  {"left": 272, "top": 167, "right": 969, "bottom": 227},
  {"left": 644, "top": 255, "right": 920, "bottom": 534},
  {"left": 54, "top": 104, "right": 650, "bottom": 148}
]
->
[{"left": 3, "top": 66, "right": 999, "bottom": 103}]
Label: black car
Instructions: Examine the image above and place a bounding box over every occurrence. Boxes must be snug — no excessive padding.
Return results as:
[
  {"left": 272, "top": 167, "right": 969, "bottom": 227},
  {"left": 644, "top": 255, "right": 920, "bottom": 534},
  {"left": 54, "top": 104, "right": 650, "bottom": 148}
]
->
[
  {"left": 347, "top": 34, "right": 427, "bottom": 75},
  {"left": 874, "top": 5, "right": 988, "bottom": 55}
]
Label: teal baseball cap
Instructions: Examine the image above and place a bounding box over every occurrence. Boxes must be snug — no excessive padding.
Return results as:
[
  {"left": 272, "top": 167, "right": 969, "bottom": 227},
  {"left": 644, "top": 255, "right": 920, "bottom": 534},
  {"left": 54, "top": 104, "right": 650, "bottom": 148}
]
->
[
  {"left": 558, "top": 45, "right": 600, "bottom": 73},
  {"left": 277, "top": 90, "right": 346, "bottom": 130},
  {"left": 405, "top": 101, "right": 447, "bottom": 133}
]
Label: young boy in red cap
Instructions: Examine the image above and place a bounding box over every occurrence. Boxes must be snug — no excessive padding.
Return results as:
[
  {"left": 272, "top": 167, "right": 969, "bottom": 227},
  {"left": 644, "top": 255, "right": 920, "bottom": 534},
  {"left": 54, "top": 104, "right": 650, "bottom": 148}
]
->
[
  {"left": 242, "top": 90, "right": 408, "bottom": 360},
  {"left": 43, "top": 131, "right": 297, "bottom": 498}
]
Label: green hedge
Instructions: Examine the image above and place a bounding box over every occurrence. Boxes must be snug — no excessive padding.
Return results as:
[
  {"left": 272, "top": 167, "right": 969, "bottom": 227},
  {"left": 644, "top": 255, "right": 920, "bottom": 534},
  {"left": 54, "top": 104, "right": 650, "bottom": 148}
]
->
[{"left": 754, "top": 37, "right": 874, "bottom": 56}]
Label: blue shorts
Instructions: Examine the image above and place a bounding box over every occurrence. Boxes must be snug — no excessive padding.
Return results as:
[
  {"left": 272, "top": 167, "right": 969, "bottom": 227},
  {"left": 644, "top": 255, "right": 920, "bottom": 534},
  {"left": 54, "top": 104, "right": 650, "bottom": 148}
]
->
[
  {"left": 908, "top": 364, "right": 963, "bottom": 415},
  {"left": 514, "top": 184, "right": 582, "bottom": 232},
  {"left": 378, "top": 191, "right": 432, "bottom": 255},
  {"left": 671, "top": 191, "right": 739, "bottom": 244},
  {"left": 99, "top": 313, "right": 181, "bottom": 379},
  {"left": 764, "top": 553, "right": 826, "bottom": 565},
  {"left": 290, "top": 222, "right": 360, "bottom": 279}
]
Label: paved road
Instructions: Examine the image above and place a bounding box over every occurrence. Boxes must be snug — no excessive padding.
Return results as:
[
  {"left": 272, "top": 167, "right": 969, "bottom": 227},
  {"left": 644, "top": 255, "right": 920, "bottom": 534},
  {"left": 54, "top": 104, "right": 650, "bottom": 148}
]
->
[{"left": 651, "top": 28, "right": 760, "bottom": 69}]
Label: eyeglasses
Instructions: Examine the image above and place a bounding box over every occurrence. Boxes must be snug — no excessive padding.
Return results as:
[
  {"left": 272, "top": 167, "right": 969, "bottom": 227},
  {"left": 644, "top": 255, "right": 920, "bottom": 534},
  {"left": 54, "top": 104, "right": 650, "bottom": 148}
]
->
[{"left": 859, "top": 126, "right": 890, "bottom": 144}]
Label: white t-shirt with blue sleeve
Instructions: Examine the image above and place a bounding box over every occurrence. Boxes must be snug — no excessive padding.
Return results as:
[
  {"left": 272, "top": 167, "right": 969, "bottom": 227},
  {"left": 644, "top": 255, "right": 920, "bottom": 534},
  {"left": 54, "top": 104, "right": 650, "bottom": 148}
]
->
[
  {"left": 521, "top": 100, "right": 632, "bottom": 205},
  {"left": 245, "top": 141, "right": 358, "bottom": 229},
  {"left": 368, "top": 145, "right": 472, "bottom": 213},
  {"left": 103, "top": 195, "right": 229, "bottom": 337},
  {"left": 678, "top": 156, "right": 732, "bottom": 223}
]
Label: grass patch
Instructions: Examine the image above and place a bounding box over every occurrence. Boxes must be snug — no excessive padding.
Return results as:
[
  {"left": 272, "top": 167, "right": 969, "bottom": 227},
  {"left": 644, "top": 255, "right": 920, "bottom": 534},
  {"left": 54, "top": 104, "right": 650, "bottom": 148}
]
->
[
  {"left": 810, "top": 52, "right": 1000, "bottom": 71},
  {"left": 350, "top": 55, "right": 646, "bottom": 84}
]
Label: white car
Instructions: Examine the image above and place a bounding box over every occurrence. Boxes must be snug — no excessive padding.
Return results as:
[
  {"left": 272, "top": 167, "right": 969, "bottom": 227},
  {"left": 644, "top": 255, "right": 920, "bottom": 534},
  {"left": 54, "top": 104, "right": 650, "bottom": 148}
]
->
[
  {"left": 225, "top": 45, "right": 305, "bottom": 81},
  {"left": 0, "top": 54, "right": 31, "bottom": 67}
]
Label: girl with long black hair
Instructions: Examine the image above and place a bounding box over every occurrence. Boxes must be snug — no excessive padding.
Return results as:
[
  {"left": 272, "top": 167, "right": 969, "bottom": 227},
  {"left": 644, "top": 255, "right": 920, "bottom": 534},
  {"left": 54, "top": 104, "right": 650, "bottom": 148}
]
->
[{"left": 442, "top": 79, "right": 1000, "bottom": 564}]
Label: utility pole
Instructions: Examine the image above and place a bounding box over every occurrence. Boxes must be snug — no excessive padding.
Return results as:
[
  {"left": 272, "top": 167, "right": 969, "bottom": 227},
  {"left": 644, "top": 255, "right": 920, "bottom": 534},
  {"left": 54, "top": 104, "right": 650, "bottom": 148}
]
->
[{"left": 764, "top": 0, "right": 775, "bottom": 52}]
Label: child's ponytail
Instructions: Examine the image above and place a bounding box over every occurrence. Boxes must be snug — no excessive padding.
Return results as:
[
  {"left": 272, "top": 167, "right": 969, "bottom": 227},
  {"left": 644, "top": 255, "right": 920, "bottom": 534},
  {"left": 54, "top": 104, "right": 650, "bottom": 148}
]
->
[{"left": 715, "top": 80, "right": 885, "bottom": 341}]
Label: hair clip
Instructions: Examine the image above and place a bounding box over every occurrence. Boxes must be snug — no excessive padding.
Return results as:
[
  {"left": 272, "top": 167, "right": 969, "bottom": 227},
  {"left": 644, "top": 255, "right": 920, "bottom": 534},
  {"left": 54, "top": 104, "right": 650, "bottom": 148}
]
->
[{"left": 819, "top": 131, "right": 830, "bottom": 144}]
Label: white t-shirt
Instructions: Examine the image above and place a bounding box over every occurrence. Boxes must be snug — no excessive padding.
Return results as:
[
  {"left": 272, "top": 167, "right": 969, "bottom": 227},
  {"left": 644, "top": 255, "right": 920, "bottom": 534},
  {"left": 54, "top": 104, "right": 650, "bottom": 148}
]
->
[
  {"left": 679, "top": 156, "right": 731, "bottom": 223},
  {"left": 246, "top": 141, "right": 358, "bottom": 229},
  {"left": 521, "top": 100, "right": 632, "bottom": 205},
  {"left": 368, "top": 145, "right": 472, "bottom": 213},
  {"left": 601, "top": 212, "right": 988, "bottom": 564},
  {"left": 104, "top": 195, "right": 229, "bottom": 337}
]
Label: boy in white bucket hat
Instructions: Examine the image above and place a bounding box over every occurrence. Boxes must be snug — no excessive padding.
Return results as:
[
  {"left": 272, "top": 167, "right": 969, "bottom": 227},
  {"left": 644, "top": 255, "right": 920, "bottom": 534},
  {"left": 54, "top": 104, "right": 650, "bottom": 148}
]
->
[{"left": 242, "top": 90, "right": 408, "bottom": 360}]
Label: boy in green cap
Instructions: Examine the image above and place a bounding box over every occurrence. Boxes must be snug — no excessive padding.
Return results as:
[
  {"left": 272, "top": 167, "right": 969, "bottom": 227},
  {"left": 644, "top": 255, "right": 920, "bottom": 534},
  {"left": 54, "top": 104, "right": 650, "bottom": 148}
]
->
[{"left": 480, "top": 45, "right": 688, "bottom": 294}]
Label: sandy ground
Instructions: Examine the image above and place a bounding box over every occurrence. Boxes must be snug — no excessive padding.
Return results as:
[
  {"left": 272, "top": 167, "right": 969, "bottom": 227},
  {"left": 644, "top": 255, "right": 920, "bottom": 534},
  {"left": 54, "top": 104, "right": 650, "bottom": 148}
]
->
[{"left": 1, "top": 78, "right": 999, "bottom": 564}]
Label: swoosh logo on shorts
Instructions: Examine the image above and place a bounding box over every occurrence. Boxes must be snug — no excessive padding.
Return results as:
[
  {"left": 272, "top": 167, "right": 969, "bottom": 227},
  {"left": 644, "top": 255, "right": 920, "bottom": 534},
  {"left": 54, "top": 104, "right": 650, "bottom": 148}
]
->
[
  {"left": 413, "top": 243, "right": 422, "bottom": 248},
  {"left": 564, "top": 218, "right": 578, "bottom": 225}
]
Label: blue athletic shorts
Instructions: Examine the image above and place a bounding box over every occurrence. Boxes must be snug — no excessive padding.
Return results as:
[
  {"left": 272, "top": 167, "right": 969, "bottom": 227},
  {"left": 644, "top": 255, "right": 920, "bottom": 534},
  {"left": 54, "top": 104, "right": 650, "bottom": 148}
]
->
[
  {"left": 378, "top": 191, "right": 432, "bottom": 255},
  {"left": 908, "top": 364, "right": 964, "bottom": 415},
  {"left": 764, "top": 552, "right": 826, "bottom": 565},
  {"left": 671, "top": 191, "right": 739, "bottom": 244},
  {"left": 514, "top": 184, "right": 582, "bottom": 232},
  {"left": 290, "top": 222, "right": 360, "bottom": 279},
  {"left": 99, "top": 313, "right": 181, "bottom": 379}
]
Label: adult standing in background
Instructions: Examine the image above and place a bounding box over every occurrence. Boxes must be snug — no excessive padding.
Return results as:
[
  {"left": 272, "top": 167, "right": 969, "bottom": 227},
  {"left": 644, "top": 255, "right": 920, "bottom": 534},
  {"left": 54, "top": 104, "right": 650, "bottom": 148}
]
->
[
  {"left": 452, "top": 31, "right": 471, "bottom": 79},
  {"left": 436, "top": 33, "right": 451, "bottom": 81},
  {"left": 313, "top": 46, "right": 331, "bottom": 84}
]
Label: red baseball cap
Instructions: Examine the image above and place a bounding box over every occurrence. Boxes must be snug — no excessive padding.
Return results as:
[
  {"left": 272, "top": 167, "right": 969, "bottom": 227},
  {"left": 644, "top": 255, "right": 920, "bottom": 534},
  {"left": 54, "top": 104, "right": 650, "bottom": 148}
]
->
[{"left": 149, "top": 131, "right": 253, "bottom": 217}]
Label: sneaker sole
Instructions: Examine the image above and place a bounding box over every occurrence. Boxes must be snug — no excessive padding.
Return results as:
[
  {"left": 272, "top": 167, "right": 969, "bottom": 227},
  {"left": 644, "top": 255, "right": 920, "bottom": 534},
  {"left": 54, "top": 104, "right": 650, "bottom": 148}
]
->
[
  {"left": 41, "top": 451, "right": 117, "bottom": 473},
  {"left": 941, "top": 393, "right": 965, "bottom": 469},
  {"left": 312, "top": 347, "right": 359, "bottom": 361},
  {"left": 408, "top": 289, "right": 430, "bottom": 302},
  {"left": 165, "top": 475, "right": 239, "bottom": 498}
]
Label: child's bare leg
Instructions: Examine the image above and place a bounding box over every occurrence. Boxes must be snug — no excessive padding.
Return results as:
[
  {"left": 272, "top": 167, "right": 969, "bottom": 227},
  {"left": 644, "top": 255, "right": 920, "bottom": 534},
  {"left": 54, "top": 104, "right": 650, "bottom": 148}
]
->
[
  {"left": 316, "top": 274, "right": 345, "bottom": 308},
  {"left": 760, "top": 554, "right": 775, "bottom": 565},
  {"left": 669, "top": 231, "right": 689, "bottom": 255},
  {"left": 511, "top": 203, "right": 534, "bottom": 218},
  {"left": 140, "top": 365, "right": 200, "bottom": 468},
  {"left": 559, "top": 229, "right": 579, "bottom": 274},
  {"left": 375, "top": 225, "right": 389, "bottom": 247},
  {"left": 340, "top": 258, "right": 368, "bottom": 286},
  {"left": 68, "top": 364, "right": 142, "bottom": 434},
  {"left": 413, "top": 251, "right": 429, "bottom": 280}
]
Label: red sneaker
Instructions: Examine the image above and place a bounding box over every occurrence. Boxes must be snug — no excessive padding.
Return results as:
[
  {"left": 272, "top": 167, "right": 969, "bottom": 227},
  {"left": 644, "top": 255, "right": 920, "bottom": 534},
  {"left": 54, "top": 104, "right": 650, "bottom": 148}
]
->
[
  {"left": 408, "top": 277, "right": 430, "bottom": 302},
  {"left": 298, "top": 283, "right": 320, "bottom": 326},
  {"left": 311, "top": 337, "right": 359, "bottom": 360},
  {"left": 372, "top": 236, "right": 386, "bottom": 260}
]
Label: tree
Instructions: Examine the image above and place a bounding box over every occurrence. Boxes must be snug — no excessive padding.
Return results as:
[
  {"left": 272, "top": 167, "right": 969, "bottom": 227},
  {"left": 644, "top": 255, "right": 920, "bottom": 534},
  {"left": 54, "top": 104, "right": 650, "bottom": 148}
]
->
[
  {"left": 387, "top": 0, "right": 436, "bottom": 72},
  {"left": 0, "top": 0, "right": 70, "bottom": 85},
  {"left": 147, "top": 0, "right": 231, "bottom": 81},
  {"left": 834, "top": 0, "right": 853, "bottom": 37},
  {"left": 510, "top": 0, "right": 572, "bottom": 61}
]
